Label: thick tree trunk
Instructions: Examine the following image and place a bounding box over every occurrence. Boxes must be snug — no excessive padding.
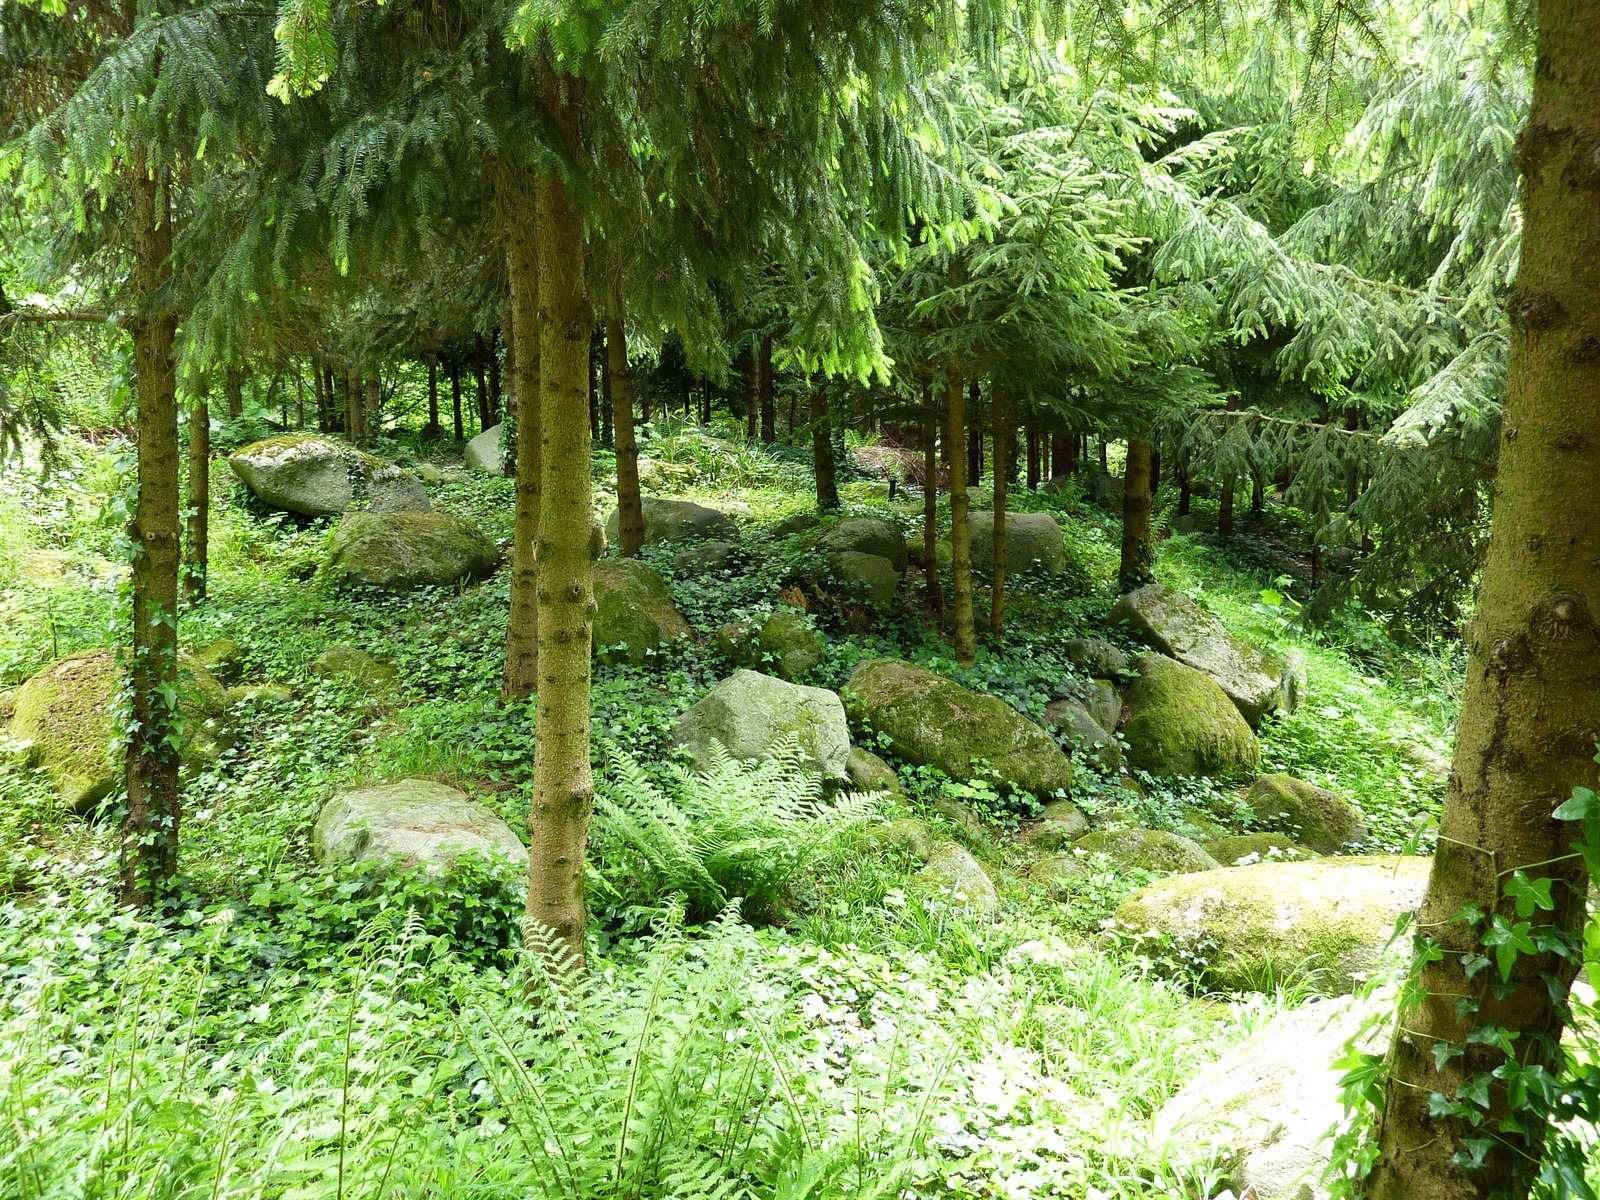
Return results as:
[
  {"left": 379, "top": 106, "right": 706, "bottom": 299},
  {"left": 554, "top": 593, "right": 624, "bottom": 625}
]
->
[
  {"left": 450, "top": 361, "right": 464, "bottom": 441},
  {"left": 608, "top": 309, "right": 644, "bottom": 557},
  {"left": 1149, "top": 446, "right": 1161, "bottom": 494},
  {"left": 502, "top": 209, "right": 542, "bottom": 704},
  {"left": 474, "top": 337, "right": 490, "bottom": 432},
  {"left": 490, "top": 330, "right": 503, "bottom": 427},
  {"left": 527, "top": 82, "right": 595, "bottom": 971},
  {"left": 183, "top": 393, "right": 208, "bottom": 603},
  {"left": 426, "top": 353, "right": 440, "bottom": 435},
  {"left": 362, "top": 373, "right": 379, "bottom": 446},
  {"left": 314, "top": 360, "right": 329, "bottom": 432},
  {"left": 1178, "top": 455, "right": 1192, "bottom": 516},
  {"left": 1119, "top": 438, "right": 1154, "bottom": 592},
  {"left": 599, "top": 341, "right": 614, "bottom": 449},
  {"left": 946, "top": 363, "right": 975, "bottom": 667},
  {"left": 1026, "top": 420, "right": 1041, "bottom": 489},
  {"left": 1050, "top": 433, "right": 1067, "bottom": 478},
  {"left": 122, "top": 155, "right": 181, "bottom": 908},
  {"left": 922, "top": 389, "right": 944, "bottom": 621},
  {"left": 966, "top": 380, "right": 982, "bottom": 487},
  {"left": 223, "top": 367, "right": 242, "bottom": 419},
  {"left": 811, "top": 386, "right": 840, "bottom": 512},
  {"left": 1251, "top": 470, "right": 1265, "bottom": 515},
  {"left": 1366, "top": 4, "right": 1600, "bottom": 1195},
  {"left": 1218, "top": 477, "right": 1235, "bottom": 538},
  {"left": 989, "top": 390, "right": 1009, "bottom": 638}
]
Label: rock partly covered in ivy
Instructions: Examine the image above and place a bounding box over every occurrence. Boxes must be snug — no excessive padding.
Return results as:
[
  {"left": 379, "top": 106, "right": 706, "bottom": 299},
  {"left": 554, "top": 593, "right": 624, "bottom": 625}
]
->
[
  {"left": 920, "top": 842, "right": 999, "bottom": 912},
  {"left": 1044, "top": 698, "right": 1122, "bottom": 772},
  {"left": 1064, "top": 636, "right": 1130, "bottom": 678},
  {"left": 842, "top": 658, "right": 1073, "bottom": 797},
  {"left": 1110, "top": 583, "right": 1294, "bottom": 723},
  {"left": 845, "top": 745, "right": 902, "bottom": 796},
  {"left": 1029, "top": 854, "right": 1090, "bottom": 895},
  {"left": 324, "top": 512, "right": 500, "bottom": 590},
  {"left": 312, "top": 646, "right": 398, "bottom": 686},
  {"left": 603, "top": 496, "right": 738, "bottom": 547},
  {"left": 1116, "top": 855, "right": 1430, "bottom": 994},
  {"left": 818, "top": 516, "right": 908, "bottom": 572},
  {"left": 225, "top": 682, "right": 295, "bottom": 707},
  {"left": 827, "top": 550, "right": 899, "bottom": 605},
  {"left": 863, "top": 817, "right": 932, "bottom": 861},
  {"left": 1243, "top": 774, "right": 1368, "bottom": 854},
  {"left": 1121, "top": 653, "right": 1260, "bottom": 778},
  {"left": 229, "top": 435, "right": 428, "bottom": 517},
  {"left": 672, "top": 540, "right": 737, "bottom": 575},
  {"left": 717, "top": 610, "right": 824, "bottom": 681},
  {"left": 673, "top": 669, "right": 851, "bottom": 779},
  {"left": 313, "top": 779, "right": 527, "bottom": 875},
  {"left": 1205, "top": 832, "right": 1318, "bottom": 865},
  {"left": 10, "top": 648, "right": 230, "bottom": 813},
  {"left": 1152, "top": 994, "right": 1381, "bottom": 1200},
  {"left": 592, "top": 560, "right": 692, "bottom": 665},
  {"left": 967, "top": 511, "right": 1067, "bottom": 575},
  {"left": 1076, "top": 678, "right": 1122, "bottom": 734},
  {"left": 463, "top": 424, "right": 504, "bottom": 473},
  {"left": 1075, "top": 828, "right": 1220, "bottom": 875},
  {"left": 190, "top": 637, "right": 245, "bottom": 683}
]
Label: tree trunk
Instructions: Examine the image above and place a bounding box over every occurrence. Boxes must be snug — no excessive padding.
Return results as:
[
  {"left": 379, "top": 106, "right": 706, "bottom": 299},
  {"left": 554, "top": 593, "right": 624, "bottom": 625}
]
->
[
  {"left": 1118, "top": 438, "right": 1154, "bottom": 592},
  {"left": 183, "top": 392, "right": 208, "bottom": 603},
  {"left": 223, "top": 367, "right": 242, "bottom": 419},
  {"left": 1366, "top": 4, "right": 1600, "bottom": 1194},
  {"left": 426, "top": 353, "right": 440, "bottom": 435},
  {"left": 599, "top": 340, "right": 614, "bottom": 449},
  {"left": 1251, "top": 470, "right": 1265, "bottom": 515},
  {"left": 608, "top": 308, "right": 644, "bottom": 557},
  {"left": 122, "top": 154, "right": 181, "bottom": 908},
  {"left": 1097, "top": 438, "right": 1108, "bottom": 471},
  {"left": 1050, "top": 433, "right": 1068, "bottom": 477},
  {"left": 587, "top": 328, "right": 600, "bottom": 440},
  {"left": 989, "top": 390, "right": 1009, "bottom": 638},
  {"left": 450, "top": 361, "right": 464, "bottom": 441},
  {"left": 1178, "top": 455, "right": 1192, "bottom": 516},
  {"left": 314, "top": 360, "right": 329, "bottom": 432},
  {"left": 502, "top": 206, "right": 542, "bottom": 704},
  {"left": 922, "top": 388, "right": 944, "bottom": 621},
  {"left": 745, "top": 344, "right": 759, "bottom": 440},
  {"left": 759, "top": 335, "right": 776, "bottom": 443},
  {"left": 1149, "top": 446, "right": 1161, "bottom": 494},
  {"left": 362, "top": 373, "right": 379, "bottom": 445},
  {"left": 1026, "top": 420, "right": 1041, "bottom": 489},
  {"left": 811, "top": 386, "right": 839, "bottom": 512},
  {"left": 474, "top": 337, "right": 490, "bottom": 432},
  {"left": 489, "top": 330, "right": 503, "bottom": 427},
  {"left": 1218, "top": 477, "right": 1235, "bottom": 538},
  {"left": 946, "top": 362, "right": 975, "bottom": 667},
  {"left": 527, "top": 81, "right": 595, "bottom": 971},
  {"left": 966, "top": 380, "right": 982, "bottom": 487}
]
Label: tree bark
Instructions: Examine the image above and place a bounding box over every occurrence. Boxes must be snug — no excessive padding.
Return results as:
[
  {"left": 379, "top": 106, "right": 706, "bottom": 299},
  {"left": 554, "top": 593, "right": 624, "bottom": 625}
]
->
[
  {"left": 527, "top": 80, "right": 595, "bottom": 971},
  {"left": 223, "top": 367, "right": 242, "bottom": 419},
  {"left": 362, "top": 372, "right": 379, "bottom": 446},
  {"left": 946, "top": 362, "right": 975, "bottom": 667},
  {"left": 474, "top": 337, "right": 490, "bottom": 432},
  {"left": 502, "top": 204, "right": 542, "bottom": 704},
  {"left": 183, "top": 392, "right": 208, "bottom": 603},
  {"left": 1119, "top": 438, "right": 1154, "bottom": 592},
  {"left": 1026, "top": 420, "right": 1041, "bottom": 490},
  {"left": 426, "top": 352, "right": 440, "bottom": 435},
  {"left": 450, "top": 360, "right": 464, "bottom": 441},
  {"left": 758, "top": 335, "right": 776, "bottom": 443},
  {"left": 122, "top": 153, "right": 181, "bottom": 908},
  {"left": 1178, "top": 454, "right": 1192, "bottom": 516},
  {"left": 490, "top": 329, "right": 503, "bottom": 426},
  {"left": 966, "top": 380, "right": 982, "bottom": 487},
  {"left": 989, "top": 389, "right": 1009, "bottom": 638},
  {"left": 1251, "top": 470, "right": 1265, "bottom": 515},
  {"left": 745, "top": 343, "right": 759, "bottom": 440},
  {"left": 922, "top": 387, "right": 944, "bottom": 621},
  {"left": 608, "top": 307, "right": 644, "bottom": 557},
  {"left": 811, "top": 385, "right": 840, "bottom": 512},
  {"left": 1218, "top": 476, "right": 1235, "bottom": 538},
  {"left": 1366, "top": 3, "right": 1600, "bottom": 1194}
]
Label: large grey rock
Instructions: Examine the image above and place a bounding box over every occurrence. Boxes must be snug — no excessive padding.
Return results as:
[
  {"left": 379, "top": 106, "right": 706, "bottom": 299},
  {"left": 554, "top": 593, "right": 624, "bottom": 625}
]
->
[
  {"left": 920, "top": 842, "right": 999, "bottom": 912},
  {"left": 313, "top": 779, "right": 527, "bottom": 875},
  {"left": 818, "top": 517, "right": 908, "bottom": 572},
  {"left": 1244, "top": 774, "right": 1368, "bottom": 854},
  {"left": 603, "top": 496, "right": 737, "bottom": 547},
  {"left": 1075, "top": 828, "right": 1220, "bottom": 875},
  {"left": 464, "top": 424, "right": 505, "bottom": 473},
  {"left": 1121, "top": 653, "right": 1260, "bottom": 778},
  {"left": 1077, "top": 679, "right": 1122, "bottom": 733},
  {"left": 230, "top": 435, "right": 428, "bottom": 517},
  {"left": 845, "top": 746, "right": 902, "bottom": 796},
  {"left": 592, "top": 561, "right": 692, "bottom": 665},
  {"left": 674, "top": 670, "right": 850, "bottom": 779},
  {"left": 1116, "top": 855, "right": 1430, "bottom": 994},
  {"left": 324, "top": 511, "right": 500, "bottom": 589},
  {"left": 1044, "top": 698, "right": 1122, "bottom": 772},
  {"left": 1065, "top": 637, "right": 1130, "bottom": 678},
  {"left": 828, "top": 550, "right": 899, "bottom": 605},
  {"left": 1110, "top": 583, "right": 1293, "bottom": 723},
  {"left": 968, "top": 511, "right": 1066, "bottom": 575},
  {"left": 672, "top": 540, "right": 737, "bottom": 575},
  {"left": 842, "top": 658, "right": 1072, "bottom": 796}
]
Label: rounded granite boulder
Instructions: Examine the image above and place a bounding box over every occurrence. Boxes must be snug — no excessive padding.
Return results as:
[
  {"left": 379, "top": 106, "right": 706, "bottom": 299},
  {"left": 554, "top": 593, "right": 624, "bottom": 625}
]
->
[{"left": 324, "top": 511, "right": 500, "bottom": 589}]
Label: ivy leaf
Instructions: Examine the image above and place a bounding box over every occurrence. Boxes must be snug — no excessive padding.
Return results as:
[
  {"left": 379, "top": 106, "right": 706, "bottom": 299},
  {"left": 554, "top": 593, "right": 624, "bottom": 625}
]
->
[{"left": 1504, "top": 872, "right": 1554, "bottom": 918}]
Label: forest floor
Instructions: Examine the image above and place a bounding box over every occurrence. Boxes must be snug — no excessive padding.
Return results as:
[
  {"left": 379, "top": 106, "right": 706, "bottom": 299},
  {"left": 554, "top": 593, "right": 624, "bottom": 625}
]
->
[{"left": 0, "top": 419, "right": 1468, "bottom": 1198}]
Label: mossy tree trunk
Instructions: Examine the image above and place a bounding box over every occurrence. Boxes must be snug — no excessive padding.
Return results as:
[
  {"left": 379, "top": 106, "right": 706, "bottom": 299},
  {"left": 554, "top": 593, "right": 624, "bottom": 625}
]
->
[
  {"left": 502, "top": 192, "right": 542, "bottom": 704},
  {"left": 744, "top": 343, "right": 759, "bottom": 439},
  {"left": 224, "top": 366, "right": 242, "bottom": 419},
  {"left": 183, "top": 391, "right": 208, "bottom": 603},
  {"left": 811, "top": 385, "right": 840, "bottom": 512},
  {"left": 608, "top": 305, "right": 644, "bottom": 557},
  {"left": 1218, "top": 476, "right": 1235, "bottom": 538},
  {"left": 122, "top": 152, "right": 181, "bottom": 908},
  {"left": 1119, "top": 437, "right": 1154, "bottom": 592},
  {"left": 362, "top": 373, "right": 379, "bottom": 446},
  {"left": 989, "top": 388, "right": 1009, "bottom": 638},
  {"left": 1366, "top": 4, "right": 1600, "bottom": 1196},
  {"left": 922, "top": 386, "right": 944, "bottom": 620},
  {"left": 945, "top": 361, "right": 975, "bottom": 667},
  {"left": 527, "top": 77, "right": 596, "bottom": 971}
]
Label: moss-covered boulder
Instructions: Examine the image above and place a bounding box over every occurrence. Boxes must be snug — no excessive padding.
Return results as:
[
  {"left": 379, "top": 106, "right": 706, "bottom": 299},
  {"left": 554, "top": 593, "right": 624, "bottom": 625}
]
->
[
  {"left": 718, "top": 610, "right": 824, "bottom": 681},
  {"left": 920, "top": 842, "right": 999, "bottom": 912},
  {"left": 11, "top": 649, "right": 230, "bottom": 813},
  {"left": 603, "top": 496, "right": 737, "bottom": 547},
  {"left": 827, "top": 550, "right": 899, "bottom": 605},
  {"left": 1206, "top": 832, "right": 1319, "bottom": 865},
  {"left": 1116, "top": 855, "right": 1430, "bottom": 993},
  {"left": 672, "top": 540, "right": 737, "bottom": 575},
  {"left": 1024, "top": 798, "right": 1090, "bottom": 850},
  {"left": 845, "top": 745, "right": 902, "bottom": 796},
  {"left": 967, "top": 511, "right": 1066, "bottom": 575},
  {"left": 1121, "top": 653, "right": 1260, "bottom": 778},
  {"left": 1075, "top": 828, "right": 1220, "bottom": 874},
  {"left": 592, "top": 561, "right": 692, "bottom": 665},
  {"left": 1110, "top": 583, "right": 1292, "bottom": 724},
  {"left": 1029, "top": 854, "right": 1090, "bottom": 896},
  {"left": 463, "top": 424, "right": 504, "bottom": 473},
  {"left": 324, "top": 512, "right": 500, "bottom": 590},
  {"left": 1064, "top": 637, "right": 1130, "bottom": 678},
  {"left": 229, "top": 435, "right": 428, "bottom": 517},
  {"left": 842, "top": 658, "right": 1072, "bottom": 796},
  {"left": 673, "top": 670, "right": 851, "bottom": 779},
  {"left": 314, "top": 779, "right": 527, "bottom": 875},
  {"left": 190, "top": 637, "right": 245, "bottom": 683},
  {"left": 1243, "top": 774, "right": 1368, "bottom": 854},
  {"left": 818, "top": 517, "right": 908, "bottom": 572},
  {"left": 863, "top": 817, "right": 933, "bottom": 861},
  {"left": 312, "top": 646, "right": 398, "bottom": 686},
  {"left": 225, "top": 682, "right": 295, "bottom": 707},
  {"left": 1044, "top": 698, "right": 1121, "bottom": 772}
]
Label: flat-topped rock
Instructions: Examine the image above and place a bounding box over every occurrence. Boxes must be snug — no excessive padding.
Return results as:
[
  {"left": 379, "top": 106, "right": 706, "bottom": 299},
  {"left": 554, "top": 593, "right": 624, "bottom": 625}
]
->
[
  {"left": 230, "top": 435, "right": 428, "bottom": 517},
  {"left": 314, "top": 779, "right": 527, "bottom": 875}
]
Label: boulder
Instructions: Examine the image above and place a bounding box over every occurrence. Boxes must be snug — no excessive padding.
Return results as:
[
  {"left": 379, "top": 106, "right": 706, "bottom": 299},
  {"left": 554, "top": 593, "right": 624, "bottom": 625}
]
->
[
  {"left": 603, "top": 496, "right": 737, "bottom": 547},
  {"left": 1115, "top": 855, "right": 1430, "bottom": 994},
  {"left": 312, "top": 646, "right": 398, "bottom": 687},
  {"left": 1029, "top": 854, "right": 1090, "bottom": 895},
  {"left": 1207, "top": 832, "right": 1318, "bottom": 865},
  {"left": 1023, "top": 798, "right": 1090, "bottom": 850},
  {"left": 1121, "top": 654, "right": 1260, "bottom": 778},
  {"left": 1086, "top": 470, "right": 1123, "bottom": 510},
  {"left": 920, "top": 842, "right": 999, "bottom": 912},
  {"left": 717, "top": 611, "right": 825, "bottom": 681},
  {"left": 827, "top": 551, "right": 899, "bottom": 605},
  {"left": 1244, "top": 774, "right": 1368, "bottom": 854},
  {"left": 773, "top": 512, "right": 821, "bottom": 538},
  {"left": 672, "top": 540, "right": 737, "bottom": 575},
  {"left": 225, "top": 682, "right": 294, "bottom": 707},
  {"left": 1064, "top": 637, "right": 1130, "bottom": 678},
  {"left": 592, "top": 561, "right": 692, "bottom": 666},
  {"left": 463, "top": 424, "right": 505, "bottom": 473},
  {"left": 863, "top": 817, "right": 932, "bottom": 861},
  {"left": 229, "top": 435, "right": 428, "bottom": 517},
  {"left": 1109, "top": 583, "right": 1292, "bottom": 724},
  {"left": 846, "top": 746, "right": 902, "bottom": 796},
  {"left": 416, "top": 463, "right": 446, "bottom": 486},
  {"left": 1044, "top": 698, "right": 1122, "bottom": 772},
  {"left": 818, "top": 517, "right": 908, "bottom": 572},
  {"left": 635, "top": 456, "right": 697, "bottom": 490},
  {"left": 10, "top": 649, "right": 229, "bottom": 813},
  {"left": 324, "top": 511, "right": 500, "bottom": 589},
  {"left": 673, "top": 669, "right": 851, "bottom": 779},
  {"left": 190, "top": 637, "right": 245, "bottom": 684},
  {"left": 313, "top": 779, "right": 527, "bottom": 875},
  {"left": 842, "top": 658, "right": 1072, "bottom": 797},
  {"left": 1075, "top": 828, "right": 1220, "bottom": 875},
  {"left": 967, "top": 511, "right": 1066, "bottom": 575},
  {"left": 1077, "top": 679, "right": 1122, "bottom": 733}
]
